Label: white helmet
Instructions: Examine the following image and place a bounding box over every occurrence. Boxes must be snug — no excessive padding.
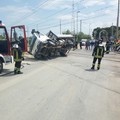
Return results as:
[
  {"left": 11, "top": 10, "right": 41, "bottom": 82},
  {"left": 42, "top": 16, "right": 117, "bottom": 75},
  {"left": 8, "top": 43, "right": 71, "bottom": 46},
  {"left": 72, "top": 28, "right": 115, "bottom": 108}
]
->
[{"left": 13, "top": 44, "right": 19, "bottom": 48}]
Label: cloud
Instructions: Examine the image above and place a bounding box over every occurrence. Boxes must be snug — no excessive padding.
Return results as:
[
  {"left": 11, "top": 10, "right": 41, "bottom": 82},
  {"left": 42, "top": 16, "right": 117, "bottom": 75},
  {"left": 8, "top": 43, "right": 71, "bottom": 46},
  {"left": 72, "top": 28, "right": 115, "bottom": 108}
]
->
[
  {"left": 0, "top": 5, "right": 32, "bottom": 14},
  {"left": 83, "top": 0, "right": 105, "bottom": 7},
  {"left": 1, "top": 0, "right": 117, "bottom": 35},
  {"left": 41, "top": 0, "right": 71, "bottom": 10},
  {"left": 13, "top": 0, "right": 21, "bottom": 2},
  {"left": 109, "top": 0, "right": 117, "bottom": 6},
  {"left": 0, "top": 5, "right": 33, "bottom": 25},
  {"left": 57, "top": 14, "right": 72, "bottom": 20},
  {"left": 104, "top": 9, "right": 112, "bottom": 15}
]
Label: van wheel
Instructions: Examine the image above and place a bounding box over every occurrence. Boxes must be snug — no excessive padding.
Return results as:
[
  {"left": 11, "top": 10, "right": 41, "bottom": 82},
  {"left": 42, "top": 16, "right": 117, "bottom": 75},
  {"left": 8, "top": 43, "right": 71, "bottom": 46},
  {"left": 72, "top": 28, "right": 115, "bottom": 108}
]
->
[{"left": 0, "top": 60, "right": 3, "bottom": 74}]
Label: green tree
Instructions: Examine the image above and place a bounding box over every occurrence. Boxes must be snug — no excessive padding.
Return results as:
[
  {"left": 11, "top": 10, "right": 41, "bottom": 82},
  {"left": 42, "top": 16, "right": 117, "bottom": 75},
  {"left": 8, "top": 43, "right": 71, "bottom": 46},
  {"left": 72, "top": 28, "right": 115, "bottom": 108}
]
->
[
  {"left": 78, "top": 32, "right": 91, "bottom": 41},
  {"left": 92, "top": 26, "right": 120, "bottom": 40},
  {"left": 62, "top": 29, "right": 91, "bottom": 42},
  {"left": 62, "top": 29, "right": 72, "bottom": 34}
]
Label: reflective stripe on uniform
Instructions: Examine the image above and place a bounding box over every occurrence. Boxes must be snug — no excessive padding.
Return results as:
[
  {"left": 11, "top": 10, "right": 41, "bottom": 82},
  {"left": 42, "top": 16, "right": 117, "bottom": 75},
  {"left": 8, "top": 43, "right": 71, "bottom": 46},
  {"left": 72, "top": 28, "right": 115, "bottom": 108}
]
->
[
  {"left": 13, "top": 49, "right": 22, "bottom": 62},
  {"left": 95, "top": 48, "right": 103, "bottom": 58}
]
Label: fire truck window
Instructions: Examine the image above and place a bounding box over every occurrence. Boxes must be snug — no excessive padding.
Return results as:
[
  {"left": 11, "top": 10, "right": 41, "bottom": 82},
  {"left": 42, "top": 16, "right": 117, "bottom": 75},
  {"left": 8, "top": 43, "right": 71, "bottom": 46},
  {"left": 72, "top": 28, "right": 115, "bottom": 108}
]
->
[
  {"left": 0, "top": 28, "right": 6, "bottom": 40},
  {"left": 0, "top": 28, "right": 8, "bottom": 54},
  {"left": 11, "top": 28, "right": 25, "bottom": 50}
]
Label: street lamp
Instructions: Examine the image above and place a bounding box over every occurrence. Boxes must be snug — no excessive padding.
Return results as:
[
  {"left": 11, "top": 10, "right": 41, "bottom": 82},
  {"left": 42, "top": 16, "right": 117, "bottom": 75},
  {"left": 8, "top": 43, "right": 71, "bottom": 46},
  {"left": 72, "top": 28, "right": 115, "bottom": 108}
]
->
[
  {"left": 60, "top": 19, "right": 61, "bottom": 34},
  {"left": 80, "top": 20, "right": 82, "bottom": 33},
  {"left": 76, "top": 11, "right": 80, "bottom": 41},
  {"left": 89, "top": 23, "right": 92, "bottom": 36}
]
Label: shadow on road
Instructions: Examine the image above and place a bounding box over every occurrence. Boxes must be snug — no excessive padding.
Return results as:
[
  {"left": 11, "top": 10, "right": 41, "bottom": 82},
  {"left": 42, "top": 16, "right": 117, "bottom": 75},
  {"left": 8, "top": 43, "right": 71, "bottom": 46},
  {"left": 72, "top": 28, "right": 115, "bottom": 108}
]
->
[
  {"left": 0, "top": 71, "right": 14, "bottom": 77},
  {"left": 85, "top": 69, "right": 98, "bottom": 72}
]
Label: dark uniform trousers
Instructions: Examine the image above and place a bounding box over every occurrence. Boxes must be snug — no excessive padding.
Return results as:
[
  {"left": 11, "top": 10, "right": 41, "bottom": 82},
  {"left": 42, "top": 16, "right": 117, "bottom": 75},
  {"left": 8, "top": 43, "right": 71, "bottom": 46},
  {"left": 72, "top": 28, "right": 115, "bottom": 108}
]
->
[
  {"left": 92, "top": 57, "right": 102, "bottom": 69},
  {"left": 15, "top": 61, "right": 22, "bottom": 72}
]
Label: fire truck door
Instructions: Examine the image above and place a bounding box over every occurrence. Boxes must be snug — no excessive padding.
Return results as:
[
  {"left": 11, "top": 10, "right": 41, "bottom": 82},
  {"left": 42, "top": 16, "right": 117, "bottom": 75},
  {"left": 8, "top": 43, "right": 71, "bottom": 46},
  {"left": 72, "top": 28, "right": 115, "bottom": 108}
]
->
[{"left": 10, "top": 25, "right": 28, "bottom": 52}]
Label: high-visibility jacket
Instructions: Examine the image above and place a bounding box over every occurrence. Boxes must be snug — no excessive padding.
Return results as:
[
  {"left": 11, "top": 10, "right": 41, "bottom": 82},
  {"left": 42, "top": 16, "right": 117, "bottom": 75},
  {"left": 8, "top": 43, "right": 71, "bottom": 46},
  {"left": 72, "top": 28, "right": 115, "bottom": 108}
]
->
[
  {"left": 92, "top": 44, "right": 105, "bottom": 58},
  {"left": 12, "top": 47, "right": 23, "bottom": 62}
]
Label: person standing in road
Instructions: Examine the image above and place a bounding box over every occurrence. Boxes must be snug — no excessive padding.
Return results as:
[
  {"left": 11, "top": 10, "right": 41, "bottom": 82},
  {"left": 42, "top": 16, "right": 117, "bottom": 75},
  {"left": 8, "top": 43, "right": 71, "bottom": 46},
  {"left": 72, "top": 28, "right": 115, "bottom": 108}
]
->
[
  {"left": 91, "top": 40, "right": 105, "bottom": 70},
  {"left": 105, "top": 41, "right": 110, "bottom": 54},
  {"left": 12, "top": 43, "right": 24, "bottom": 74},
  {"left": 85, "top": 40, "right": 90, "bottom": 50},
  {"left": 79, "top": 41, "right": 82, "bottom": 49}
]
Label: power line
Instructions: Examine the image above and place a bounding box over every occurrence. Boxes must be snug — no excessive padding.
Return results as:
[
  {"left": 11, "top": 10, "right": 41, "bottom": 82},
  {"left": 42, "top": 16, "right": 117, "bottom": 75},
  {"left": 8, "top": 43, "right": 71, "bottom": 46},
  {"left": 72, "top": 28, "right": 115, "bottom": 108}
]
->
[
  {"left": 37, "top": 9, "right": 117, "bottom": 32},
  {"left": 20, "top": 0, "right": 85, "bottom": 29},
  {"left": 82, "top": 8, "right": 117, "bottom": 21},
  {"left": 10, "top": 0, "right": 115, "bottom": 30},
  {"left": 28, "top": 8, "right": 68, "bottom": 26},
  {"left": 31, "top": 5, "right": 116, "bottom": 30},
  {"left": 10, "top": 0, "right": 52, "bottom": 25},
  {"left": 28, "top": 4, "right": 115, "bottom": 30},
  {"left": 28, "top": 3, "right": 85, "bottom": 29},
  {"left": 10, "top": 0, "right": 116, "bottom": 34},
  {"left": 27, "top": 0, "right": 85, "bottom": 27}
]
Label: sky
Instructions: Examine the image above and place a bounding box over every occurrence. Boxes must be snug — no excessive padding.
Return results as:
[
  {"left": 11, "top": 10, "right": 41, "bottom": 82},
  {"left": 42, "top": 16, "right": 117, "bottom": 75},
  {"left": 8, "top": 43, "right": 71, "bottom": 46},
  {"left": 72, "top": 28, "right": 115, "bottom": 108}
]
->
[{"left": 0, "top": 0, "right": 118, "bottom": 36}]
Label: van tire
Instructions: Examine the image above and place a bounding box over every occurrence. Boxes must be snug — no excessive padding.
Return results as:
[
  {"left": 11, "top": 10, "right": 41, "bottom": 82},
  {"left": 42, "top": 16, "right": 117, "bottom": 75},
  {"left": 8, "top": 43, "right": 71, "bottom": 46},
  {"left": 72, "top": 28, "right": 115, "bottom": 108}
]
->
[{"left": 0, "top": 60, "right": 3, "bottom": 74}]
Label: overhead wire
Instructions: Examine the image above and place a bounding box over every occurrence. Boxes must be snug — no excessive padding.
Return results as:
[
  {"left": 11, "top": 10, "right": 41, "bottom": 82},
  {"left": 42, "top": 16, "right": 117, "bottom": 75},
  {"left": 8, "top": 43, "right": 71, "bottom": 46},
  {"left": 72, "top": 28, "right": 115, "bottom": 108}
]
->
[
  {"left": 31, "top": 5, "right": 116, "bottom": 31},
  {"left": 27, "top": 0, "right": 85, "bottom": 27},
  {"left": 44, "top": 5, "right": 113, "bottom": 27},
  {"left": 28, "top": 3, "right": 115, "bottom": 31},
  {"left": 37, "top": 8, "right": 117, "bottom": 32},
  {"left": 14, "top": 0, "right": 75, "bottom": 26},
  {"left": 10, "top": 0, "right": 53, "bottom": 25},
  {"left": 10, "top": 0, "right": 116, "bottom": 34}
]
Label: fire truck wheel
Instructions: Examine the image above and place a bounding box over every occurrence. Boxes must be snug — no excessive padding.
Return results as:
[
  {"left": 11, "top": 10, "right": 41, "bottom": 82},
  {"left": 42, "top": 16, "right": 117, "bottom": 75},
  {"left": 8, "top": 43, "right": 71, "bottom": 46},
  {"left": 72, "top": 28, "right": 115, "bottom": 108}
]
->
[
  {"left": 0, "top": 60, "right": 3, "bottom": 74},
  {"left": 60, "top": 52, "right": 67, "bottom": 56}
]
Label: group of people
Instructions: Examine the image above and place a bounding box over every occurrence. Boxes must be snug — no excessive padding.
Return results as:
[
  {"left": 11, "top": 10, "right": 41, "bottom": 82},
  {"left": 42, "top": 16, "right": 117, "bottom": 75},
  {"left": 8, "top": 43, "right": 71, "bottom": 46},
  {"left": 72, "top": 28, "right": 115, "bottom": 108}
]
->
[
  {"left": 79, "top": 40, "right": 98, "bottom": 50},
  {"left": 11, "top": 38, "right": 118, "bottom": 74}
]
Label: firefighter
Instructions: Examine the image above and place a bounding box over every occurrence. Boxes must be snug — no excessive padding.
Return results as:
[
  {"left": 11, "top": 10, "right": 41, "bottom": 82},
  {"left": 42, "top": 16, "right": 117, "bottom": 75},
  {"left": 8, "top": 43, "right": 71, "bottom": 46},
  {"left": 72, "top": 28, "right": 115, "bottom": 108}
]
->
[
  {"left": 91, "top": 40, "right": 105, "bottom": 70},
  {"left": 12, "top": 43, "right": 24, "bottom": 74}
]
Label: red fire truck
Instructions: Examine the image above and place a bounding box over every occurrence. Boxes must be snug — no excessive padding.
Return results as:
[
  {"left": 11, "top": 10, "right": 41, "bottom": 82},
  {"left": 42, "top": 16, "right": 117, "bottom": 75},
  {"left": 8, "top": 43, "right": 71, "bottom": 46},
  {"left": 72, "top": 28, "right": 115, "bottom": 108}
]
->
[{"left": 0, "top": 20, "right": 27, "bottom": 73}]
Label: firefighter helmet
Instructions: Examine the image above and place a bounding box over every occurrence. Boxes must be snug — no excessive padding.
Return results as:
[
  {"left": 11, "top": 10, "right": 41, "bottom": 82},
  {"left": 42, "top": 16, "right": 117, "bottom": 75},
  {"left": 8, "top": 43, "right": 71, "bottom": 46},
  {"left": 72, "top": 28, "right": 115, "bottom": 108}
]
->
[{"left": 13, "top": 44, "right": 19, "bottom": 48}]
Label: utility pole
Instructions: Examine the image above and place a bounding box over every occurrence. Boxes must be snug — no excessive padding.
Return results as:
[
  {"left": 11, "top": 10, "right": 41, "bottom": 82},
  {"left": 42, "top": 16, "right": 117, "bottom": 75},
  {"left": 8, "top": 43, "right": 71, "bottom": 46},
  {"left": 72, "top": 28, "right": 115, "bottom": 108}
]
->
[
  {"left": 72, "top": 0, "right": 75, "bottom": 36},
  {"left": 89, "top": 23, "right": 91, "bottom": 35},
  {"left": 89, "top": 23, "right": 92, "bottom": 36},
  {"left": 60, "top": 19, "right": 61, "bottom": 34},
  {"left": 116, "top": 0, "right": 120, "bottom": 40},
  {"left": 80, "top": 20, "right": 82, "bottom": 33},
  {"left": 77, "top": 11, "right": 80, "bottom": 41},
  {"left": 111, "top": 23, "right": 113, "bottom": 37}
]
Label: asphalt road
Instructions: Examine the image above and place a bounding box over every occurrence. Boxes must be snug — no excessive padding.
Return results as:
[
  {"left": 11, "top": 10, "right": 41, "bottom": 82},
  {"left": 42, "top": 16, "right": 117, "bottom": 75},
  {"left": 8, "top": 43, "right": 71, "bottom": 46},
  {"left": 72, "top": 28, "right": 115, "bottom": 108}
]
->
[{"left": 0, "top": 49, "right": 120, "bottom": 120}]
